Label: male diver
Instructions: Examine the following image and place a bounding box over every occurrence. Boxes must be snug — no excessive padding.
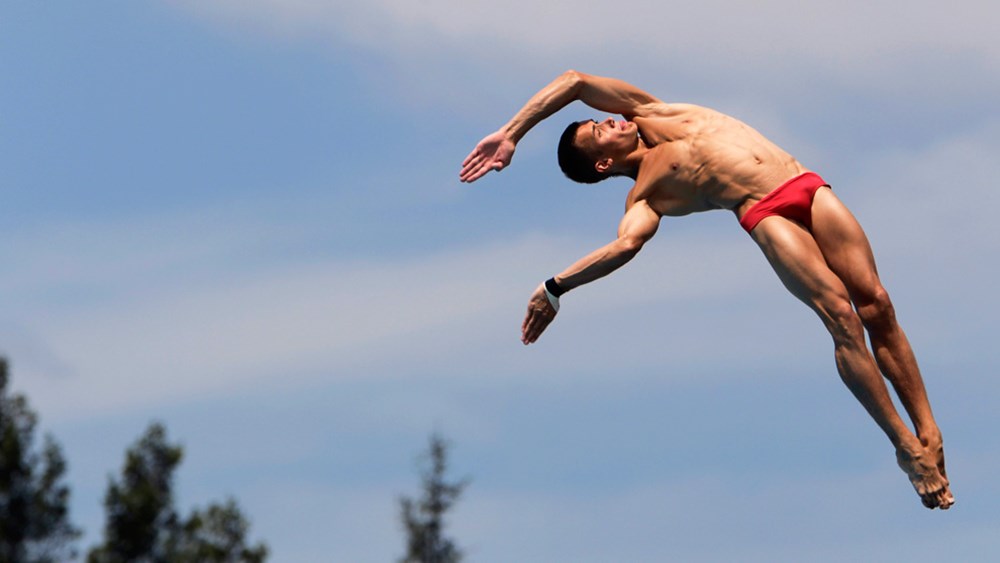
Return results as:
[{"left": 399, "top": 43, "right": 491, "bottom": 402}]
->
[{"left": 460, "top": 70, "right": 953, "bottom": 509}]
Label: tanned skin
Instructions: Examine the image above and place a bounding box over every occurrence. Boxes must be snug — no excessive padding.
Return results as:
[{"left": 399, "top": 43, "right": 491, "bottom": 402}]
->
[{"left": 459, "top": 70, "right": 953, "bottom": 510}]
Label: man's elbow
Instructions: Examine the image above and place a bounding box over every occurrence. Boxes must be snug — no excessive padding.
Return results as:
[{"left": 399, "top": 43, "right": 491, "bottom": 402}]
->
[
  {"left": 562, "top": 70, "right": 584, "bottom": 89},
  {"left": 617, "top": 236, "right": 646, "bottom": 259}
]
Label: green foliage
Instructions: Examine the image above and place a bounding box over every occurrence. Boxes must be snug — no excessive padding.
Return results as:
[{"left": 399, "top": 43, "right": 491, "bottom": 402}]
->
[
  {"left": 87, "top": 423, "right": 183, "bottom": 563},
  {"left": 171, "top": 499, "right": 268, "bottom": 563},
  {"left": 88, "top": 423, "right": 268, "bottom": 563},
  {"left": 0, "top": 358, "right": 81, "bottom": 563},
  {"left": 399, "top": 434, "right": 467, "bottom": 563}
]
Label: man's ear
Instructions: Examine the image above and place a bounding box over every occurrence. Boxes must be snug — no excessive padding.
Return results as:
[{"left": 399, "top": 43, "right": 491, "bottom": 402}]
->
[{"left": 595, "top": 157, "right": 613, "bottom": 174}]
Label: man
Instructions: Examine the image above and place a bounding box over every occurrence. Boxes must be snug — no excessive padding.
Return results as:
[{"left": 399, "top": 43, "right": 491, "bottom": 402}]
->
[{"left": 459, "top": 70, "right": 954, "bottom": 510}]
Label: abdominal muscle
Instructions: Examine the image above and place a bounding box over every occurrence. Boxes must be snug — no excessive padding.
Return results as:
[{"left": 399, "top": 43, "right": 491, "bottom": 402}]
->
[{"left": 633, "top": 107, "right": 806, "bottom": 218}]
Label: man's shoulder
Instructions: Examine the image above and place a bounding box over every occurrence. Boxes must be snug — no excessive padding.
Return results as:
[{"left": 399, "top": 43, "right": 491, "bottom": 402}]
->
[{"left": 626, "top": 169, "right": 668, "bottom": 207}]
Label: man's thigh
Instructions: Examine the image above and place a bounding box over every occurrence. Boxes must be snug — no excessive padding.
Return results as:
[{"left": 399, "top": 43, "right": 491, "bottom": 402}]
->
[
  {"left": 810, "top": 188, "right": 883, "bottom": 299},
  {"left": 751, "top": 215, "right": 851, "bottom": 312}
]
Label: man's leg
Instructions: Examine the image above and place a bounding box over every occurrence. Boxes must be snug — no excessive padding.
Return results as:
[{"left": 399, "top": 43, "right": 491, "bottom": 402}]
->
[
  {"left": 750, "top": 214, "right": 951, "bottom": 509},
  {"left": 809, "top": 188, "right": 952, "bottom": 506}
]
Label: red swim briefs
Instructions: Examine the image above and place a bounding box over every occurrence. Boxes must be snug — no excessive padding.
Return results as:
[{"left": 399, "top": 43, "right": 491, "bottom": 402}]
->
[{"left": 739, "top": 171, "right": 829, "bottom": 234}]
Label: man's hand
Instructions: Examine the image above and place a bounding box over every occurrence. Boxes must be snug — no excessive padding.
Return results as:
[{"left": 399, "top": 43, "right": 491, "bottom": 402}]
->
[
  {"left": 521, "top": 283, "right": 558, "bottom": 344},
  {"left": 460, "top": 130, "right": 515, "bottom": 183}
]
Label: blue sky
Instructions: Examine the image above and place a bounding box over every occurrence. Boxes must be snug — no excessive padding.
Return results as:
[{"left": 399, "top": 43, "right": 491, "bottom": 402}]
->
[{"left": 2, "top": 0, "right": 999, "bottom": 561}]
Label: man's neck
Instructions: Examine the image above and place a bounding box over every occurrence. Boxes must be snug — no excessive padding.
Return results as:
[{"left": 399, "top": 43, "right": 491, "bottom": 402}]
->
[{"left": 618, "top": 140, "right": 650, "bottom": 180}]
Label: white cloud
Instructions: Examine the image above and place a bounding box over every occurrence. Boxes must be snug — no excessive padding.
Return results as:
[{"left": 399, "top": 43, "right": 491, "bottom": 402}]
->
[
  {"left": 11, "top": 107, "right": 999, "bottom": 422},
  {"left": 7, "top": 235, "right": 534, "bottom": 417},
  {"left": 9, "top": 6, "right": 998, "bottom": 560},
  {"left": 850, "top": 116, "right": 1000, "bottom": 250},
  {"left": 0, "top": 193, "right": 780, "bottom": 424},
  {"left": 161, "top": 0, "right": 1000, "bottom": 144},
  {"left": 166, "top": 0, "right": 1000, "bottom": 69}
]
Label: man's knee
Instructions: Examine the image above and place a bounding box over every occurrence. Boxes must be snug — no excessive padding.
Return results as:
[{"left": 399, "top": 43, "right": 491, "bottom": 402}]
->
[
  {"left": 855, "top": 286, "right": 896, "bottom": 332},
  {"left": 821, "top": 297, "right": 866, "bottom": 345}
]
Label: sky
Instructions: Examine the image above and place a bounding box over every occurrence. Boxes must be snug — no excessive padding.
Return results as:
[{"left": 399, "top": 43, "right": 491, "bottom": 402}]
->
[{"left": 2, "top": 0, "right": 999, "bottom": 561}]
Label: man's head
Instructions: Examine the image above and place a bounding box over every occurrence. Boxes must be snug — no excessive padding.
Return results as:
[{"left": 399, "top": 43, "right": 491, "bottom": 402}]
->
[{"left": 557, "top": 118, "right": 640, "bottom": 184}]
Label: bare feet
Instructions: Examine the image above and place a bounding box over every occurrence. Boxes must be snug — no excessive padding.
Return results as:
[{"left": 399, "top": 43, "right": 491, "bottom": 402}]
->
[
  {"left": 920, "top": 433, "right": 954, "bottom": 508},
  {"left": 896, "top": 442, "right": 954, "bottom": 509},
  {"left": 920, "top": 433, "right": 949, "bottom": 480}
]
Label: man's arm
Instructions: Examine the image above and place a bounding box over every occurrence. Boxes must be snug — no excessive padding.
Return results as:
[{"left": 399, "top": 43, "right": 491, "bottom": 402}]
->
[
  {"left": 460, "top": 70, "right": 662, "bottom": 183},
  {"left": 521, "top": 200, "right": 661, "bottom": 344}
]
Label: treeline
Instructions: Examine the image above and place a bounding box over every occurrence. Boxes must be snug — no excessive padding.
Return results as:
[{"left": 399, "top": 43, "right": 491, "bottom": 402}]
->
[
  {"left": 0, "top": 358, "right": 267, "bottom": 562},
  {"left": 1, "top": 358, "right": 467, "bottom": 562}
]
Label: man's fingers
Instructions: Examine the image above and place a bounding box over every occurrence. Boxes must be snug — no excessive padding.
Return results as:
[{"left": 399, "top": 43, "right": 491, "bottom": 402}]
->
[
  {"left": 460, "top": 167, "right": 482, "bottom": 183},
  {"left": 459, "top": 154, "right": 482, "bottom": 180},
  {"left": 523, "top": 321, "right": 538, "bottom": 344},
  {"left": 460, "top": 150, "right": 487, "bottom": 181},
  {"left": 462, "top": 130, "right": 512, "bottom": 182},
  {"left": 461, "top": 147, "right": 481, "bottom": 167},
  {"left": 461, "top": 161, "right": 497, "bottom": 183},
  {"left": 459, "top": 167, "right": 479, "bottom": 183},
  {"left": 462, "top": 153, "right": 484, "bottom": 172},
  {"left": 460, "top": 156, "right": 492, "bottom": 183},
  {"left": 522, "top": 307, "right": 541, "bottom": 344},
  {"left": 521, "top": 306, "right": 554, "bottom": 344},
  {"left": 528, "top": 317, "right": 550, "bottom": 343},
  {"left": 464, "top": 162, "right": 486, "bottom": 181}
]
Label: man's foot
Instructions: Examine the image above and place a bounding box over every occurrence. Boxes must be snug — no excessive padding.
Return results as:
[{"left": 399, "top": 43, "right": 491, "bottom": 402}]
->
[
  {"left": 896, "top": 442, "right": 954, "bottom": 509},
  {"left": 920, "top": 433, "right": 954, "bottom": 508},
  {"left": 920, "top": 432, "right": 949, "bottom": 480}
]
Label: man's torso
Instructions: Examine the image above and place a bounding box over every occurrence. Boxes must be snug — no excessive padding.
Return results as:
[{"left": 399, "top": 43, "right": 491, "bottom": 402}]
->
[{"left": 629, "top": 103, "right": 808, "bottom": 219}]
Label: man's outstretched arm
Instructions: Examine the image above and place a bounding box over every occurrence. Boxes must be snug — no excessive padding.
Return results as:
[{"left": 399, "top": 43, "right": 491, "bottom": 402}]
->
[
  {"left": 522, "top": 200, "right": 661, "bottom": 344},
  {"left": 460, "top": 70, "right": 661, "bottom": 183}
]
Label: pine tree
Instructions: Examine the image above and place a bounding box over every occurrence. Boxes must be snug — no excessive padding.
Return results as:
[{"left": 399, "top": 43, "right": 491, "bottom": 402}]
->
[
  {"left": 87, "top": 422, "right": 182, "bottom": 563},
  {"left": 0, "top": 357, "right": 80, "bottom": 562},
  {"left": 88, "top": 422, "right": 267, "bottom": 563},
  {"left": 399, "top": 434, "right": 468, "bottom": 563},
  {"left": 171, "top": 498, "right": 268, "bottom": 562}
]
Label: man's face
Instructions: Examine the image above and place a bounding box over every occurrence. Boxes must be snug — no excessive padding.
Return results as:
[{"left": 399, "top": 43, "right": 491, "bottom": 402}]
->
[{"left": 574, "top": 117, "right": 639, "bottom": 161}]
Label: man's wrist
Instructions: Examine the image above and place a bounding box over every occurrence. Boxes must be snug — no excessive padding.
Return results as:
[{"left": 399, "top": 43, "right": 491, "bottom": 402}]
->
[
  {"left": 544, "top": 277, "right": 567, "bottom": 297},
  {"left": 501, "top": 124, "right": 522, "bottom": 145},
  {"left": 542, "top": 277, "right": 566, "bottom": 312}
]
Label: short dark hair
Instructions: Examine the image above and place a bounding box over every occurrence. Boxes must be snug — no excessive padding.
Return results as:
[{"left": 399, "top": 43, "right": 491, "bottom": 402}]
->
[{"left": 557, "top": 120, "right": 606, "bottom": 184}]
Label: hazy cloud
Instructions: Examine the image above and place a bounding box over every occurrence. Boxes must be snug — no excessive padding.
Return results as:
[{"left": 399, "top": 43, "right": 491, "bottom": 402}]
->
[
  {"left": 166, "top": 0, "right": 1000, "bottom": 69},
  {"left": 6, "top": 4, "right": 997, "bottom": 559}
]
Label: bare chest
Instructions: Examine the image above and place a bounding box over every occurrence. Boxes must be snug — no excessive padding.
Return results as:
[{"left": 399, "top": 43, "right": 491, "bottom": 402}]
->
[
  {"left": 632, "top": 113, "right": 802, "bottom": 215},
  {"left": 632, "top": 142, "right": 731, "bottom": 216}
]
